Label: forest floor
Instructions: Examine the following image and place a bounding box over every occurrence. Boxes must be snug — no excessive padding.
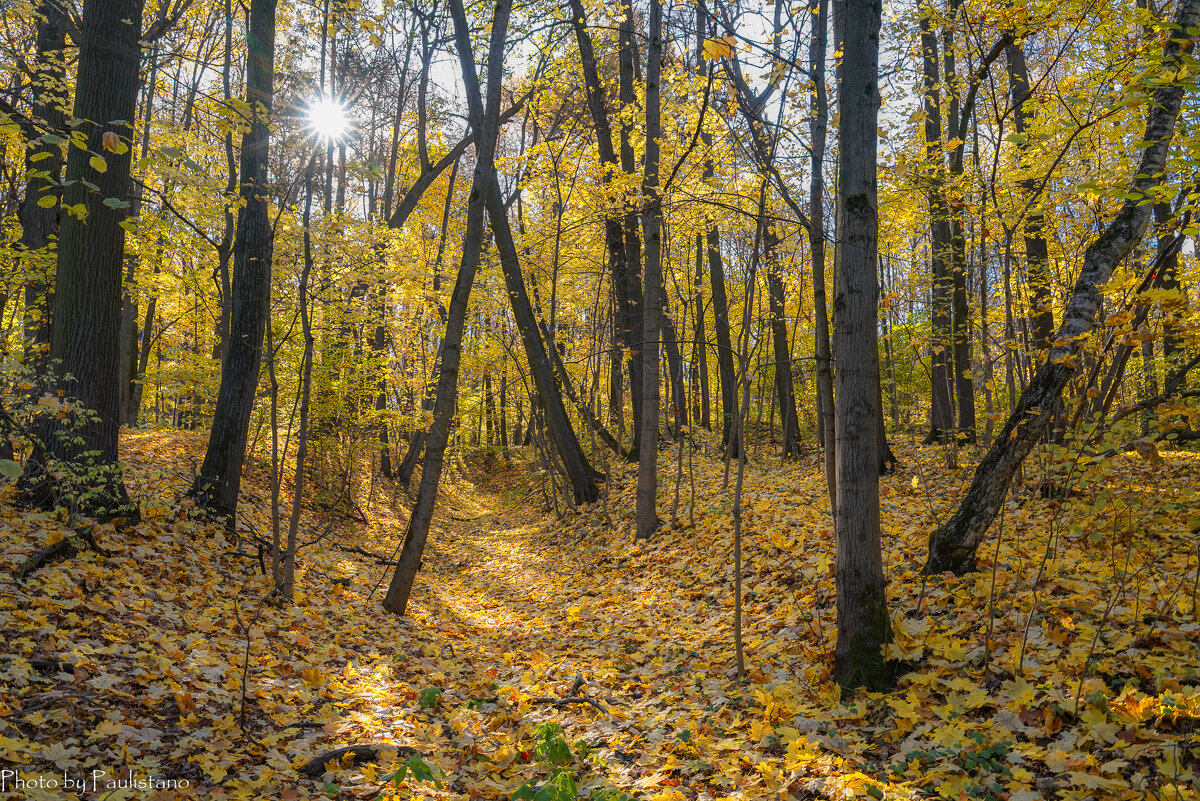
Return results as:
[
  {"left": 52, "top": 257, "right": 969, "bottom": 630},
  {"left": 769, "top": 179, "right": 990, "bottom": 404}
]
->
[{"left": 1, "top": 429, "right": 1199, "bottom": 801}]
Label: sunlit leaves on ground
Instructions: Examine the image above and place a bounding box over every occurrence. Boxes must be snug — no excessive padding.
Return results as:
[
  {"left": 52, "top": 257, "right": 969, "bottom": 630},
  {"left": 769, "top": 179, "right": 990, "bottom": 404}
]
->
[{"left": 1, "top": 430, "right": 1198, "bottom": 799}]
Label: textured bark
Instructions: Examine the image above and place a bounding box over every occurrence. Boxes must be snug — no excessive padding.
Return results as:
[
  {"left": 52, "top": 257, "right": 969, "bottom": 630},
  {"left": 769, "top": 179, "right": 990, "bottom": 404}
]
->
[
  {"left": 22, "top": 0, "right": 146, "bottom": 518},
  {"left": 763, "top": 213, "right": 799, "bottom": 457},
  {"left": 942, "top": 7, "right": 976, "bottom": 443},
  {"left": 1156, "top": 202, "right": 1185, "bottom": 364},
  {"left": 708, "top": 229, "right": 738, "bottom": 452},
  {"left": 693, "top": 233, "right": 710, "bottom": 430},
  {"left": 383, "top": 0, "right": 509, "bottom": 616},
  {"left": 619, "top": 0, "right": 646, "bottom": 454},
  {"left": 918, "top": 2, "right": 955, "bottom": 444},
  {"left": 810, "top": 0, "right": 836, "bottom": 511},
  {"left": 189, "top": 0, "right": 276, "bottom": 520},
  {"left": 1006, "top": 41, "right": 1053, "bottom": 351},
  {"left": 833, "top": 0, "right": 893, "bottom": 692},
  {"left": 636, "top": 0, "right": 664, "bottom": 540},
  {"left": 925, "top": 0, "right": 1199, "bottom": 574},
  {"left": 19, "top": 1, "right": 67, "bottom": 370}
]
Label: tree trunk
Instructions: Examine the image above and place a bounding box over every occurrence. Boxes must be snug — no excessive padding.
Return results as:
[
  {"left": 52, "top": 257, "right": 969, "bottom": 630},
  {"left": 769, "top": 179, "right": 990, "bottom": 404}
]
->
[
  {"left": 19, "top": 1, "right": 67, "bottom": 371},
  {"left": 189, "top": 0, "right": 276, "bottom": 521},
  {"left": 1006, "top": 41, "right": 1053, "bottom": 351},
  {"left": 619, "top": 0, "right": 645, "bottom": 455},
  {"left": 924, "top": 0, "right": 1198, "bottom": 574},
  {"left": 383, "top": 0, "right": 509, "bottom": 616},
  {"left": 833, "top": 0, "right": 893, "bottom": 692},
  {"left": 942, "top": 11, "right": 976, "bottom": 443},
  {"left": 22, "top": 0, "right": 146, "bottom": 519},
  {"left": 918, "top": 0, "right": 955, "bottom": 444},
  {"left": 483, "top": 173, "right": 599, "bottom": 503},
  {"left": 694, "top": 233, "right": 711, "bottom": 430},
  {"left": 763, "top": 206, "right": 800, "bottom": 458},
  {"left": 810, "top": 0, "right": 836, "bottom": 512},
  {"left": 636, "top": 0, "right": 664, "bottom": 540}
]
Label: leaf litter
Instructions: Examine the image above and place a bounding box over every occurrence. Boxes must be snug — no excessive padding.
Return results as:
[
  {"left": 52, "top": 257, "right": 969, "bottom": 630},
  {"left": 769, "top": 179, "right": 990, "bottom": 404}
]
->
[{"left": 0, "top": 429, "right": 1198, "bottom": 800}]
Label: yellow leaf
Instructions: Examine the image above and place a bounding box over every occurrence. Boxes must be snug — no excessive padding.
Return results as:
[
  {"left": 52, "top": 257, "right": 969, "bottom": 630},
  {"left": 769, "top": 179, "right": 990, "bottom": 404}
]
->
[
  {"left": 90, "top": 154, "right": 108, "bottom": 173},
  {"left": 701, "top": 35, "right": 735, "bottom": 61}
]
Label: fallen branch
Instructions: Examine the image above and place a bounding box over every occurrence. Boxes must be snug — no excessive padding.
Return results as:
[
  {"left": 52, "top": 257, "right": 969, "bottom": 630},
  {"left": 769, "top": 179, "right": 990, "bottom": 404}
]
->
[
  {"left": 329, "top": 543, "right": 400, "bottom": 565},
  {"left": 526, "top": 672, "right": 623, "bottom": 715},
  {"left": 299, "top": 744, "right": 420, "bottom": 779},
  {"left": 15, "top": 527, "right": 110, "bottom": 582}
]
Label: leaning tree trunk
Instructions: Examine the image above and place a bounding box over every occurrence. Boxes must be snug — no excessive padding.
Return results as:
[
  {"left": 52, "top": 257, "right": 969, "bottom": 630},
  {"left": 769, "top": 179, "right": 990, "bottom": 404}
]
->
[
  {"left": 483, "top": 179, "right": 600, "bottom": 505},
  {"left": 636, "top": 0, "right": 664, "bottom": 540},
  {"left": 22, "top": 0, "right": 146, "bottom": 519},
  {"left": 833, "top": 0, "right": 892, "bottom": 692},
  {"left": 189, "top": 0, "right": 276, "bottom": 521},
  {"left": 382, "top": 0, "right": 509, "bottom": 616},
  {"left": 925, "top": 0, "right": 1199, "bottom": 574}
]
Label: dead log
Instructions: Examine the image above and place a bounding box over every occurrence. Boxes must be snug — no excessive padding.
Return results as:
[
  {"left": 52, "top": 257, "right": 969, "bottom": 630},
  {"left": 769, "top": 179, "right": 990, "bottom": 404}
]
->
[{"left": 298, "top": 744, "right": 419, "bottom": 779}]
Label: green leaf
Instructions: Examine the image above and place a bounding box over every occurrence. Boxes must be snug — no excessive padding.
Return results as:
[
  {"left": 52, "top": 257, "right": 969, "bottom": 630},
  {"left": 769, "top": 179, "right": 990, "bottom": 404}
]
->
[
  {"left": 159, "top": 146, "right": 183, "bottom": 160},
  {"left": 0, "top": 459, "right": 23, "bottom": 479},
  {"left": 42, "top": 133, "right": 66, "bottom": 145},
  {"left": 102, "top": 197, "right": 131, "bottom": 210}
]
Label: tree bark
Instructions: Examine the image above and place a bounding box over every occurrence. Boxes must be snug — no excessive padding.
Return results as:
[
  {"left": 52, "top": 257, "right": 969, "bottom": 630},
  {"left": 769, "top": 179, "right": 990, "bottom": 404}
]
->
[
  {"left": 925, "top": 0, "right": 1199, "bottom": 574},
  {"left": 636, "top": 0, "right": 664, "bottom": 540},
  {"left": 809, "top": 0, "right": 836, "bottom": 512},
  {"left": 694, "top": 233, "right": 711, "bottom": 429},
  {"left": 833, "top": 0, "right": 893, "bottom": 692},
  {"left": 918, "top": 0, "right": 955, "bottom": 444},
  {"left": 19, "top": 1, "right": 67, "bottom": 371},
  {"left": 22, "top": 0, "right": 146, "bottom": 518},
  {"left": 189, "top": 0, "right": 276, "bottom": 521},
  {"left": 1006, "top": 40, "right": 1053, "bottom": 351},
  {"left": 482, "top": 173, "right": 600, "bottom": 504},
  {"left": 619, "top": 0, "right": 646, "bottom": 455},
  {"left": 763, "top": 207, "right": 800, "bottom": 457}
]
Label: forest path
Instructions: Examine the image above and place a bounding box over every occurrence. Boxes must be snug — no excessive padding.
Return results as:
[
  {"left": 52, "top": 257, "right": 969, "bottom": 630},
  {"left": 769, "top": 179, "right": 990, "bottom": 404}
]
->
[{"left": 401, "top": 474, "right": 697, "bottom": 695}]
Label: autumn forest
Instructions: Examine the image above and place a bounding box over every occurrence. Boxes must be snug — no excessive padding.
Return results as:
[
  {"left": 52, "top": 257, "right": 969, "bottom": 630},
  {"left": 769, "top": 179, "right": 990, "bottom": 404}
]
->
[{"left": 1, "top": 0, "right": 1199, "bottom": 797}]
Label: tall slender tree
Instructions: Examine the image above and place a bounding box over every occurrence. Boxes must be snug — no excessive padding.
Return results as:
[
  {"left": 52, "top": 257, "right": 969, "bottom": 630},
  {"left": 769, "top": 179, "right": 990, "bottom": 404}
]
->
[
  {"left": 833, "top": 0, "right": 892, "bottom": 691},
  {"left": 189, "top": 0, "right": 277, "bottom": 521},
  {"left": 636, "top": 0, "right": 665, "bottom": 540}
]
